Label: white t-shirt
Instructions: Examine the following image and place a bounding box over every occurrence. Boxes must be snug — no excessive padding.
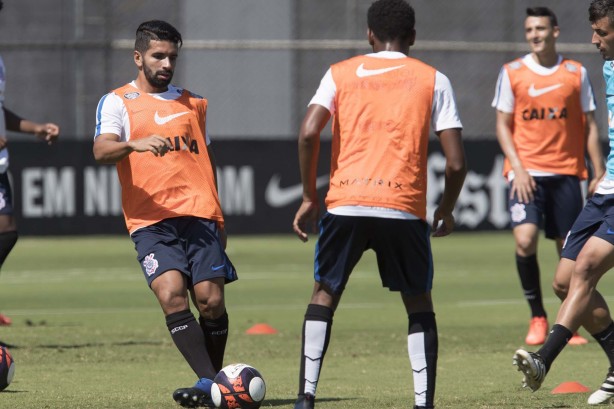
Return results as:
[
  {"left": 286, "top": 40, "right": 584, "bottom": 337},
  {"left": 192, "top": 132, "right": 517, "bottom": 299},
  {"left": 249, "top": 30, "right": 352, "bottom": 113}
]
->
[
  {"left": 94, "top": 81, "right": 210, "bottom": 145},
  {"left": 309, "top": 51, "right": 463, "bottom": 219}
]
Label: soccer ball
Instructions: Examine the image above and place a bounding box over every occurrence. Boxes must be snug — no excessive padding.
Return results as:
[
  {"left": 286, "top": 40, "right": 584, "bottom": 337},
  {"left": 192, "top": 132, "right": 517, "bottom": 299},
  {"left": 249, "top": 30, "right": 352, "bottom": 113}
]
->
[
  {"left": 0, "top": 346, "right": 15, "bottom": 391},
  {"left": 211, "top": 363, "right": 266, "bottom": 409}
]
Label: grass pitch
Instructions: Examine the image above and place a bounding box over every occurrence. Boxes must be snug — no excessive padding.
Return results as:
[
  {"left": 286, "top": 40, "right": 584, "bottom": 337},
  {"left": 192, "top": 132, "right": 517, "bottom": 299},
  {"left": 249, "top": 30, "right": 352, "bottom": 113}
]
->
[{"left": 0, "top": 232, "right": 612, "bottom": 408}]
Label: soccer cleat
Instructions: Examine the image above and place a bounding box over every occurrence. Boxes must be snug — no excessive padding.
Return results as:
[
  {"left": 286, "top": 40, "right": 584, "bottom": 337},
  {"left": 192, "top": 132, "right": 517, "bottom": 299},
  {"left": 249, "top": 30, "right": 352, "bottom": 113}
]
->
[
  {"left": 568, "top": 332, "right": 589, "bottom": 346},
  {"left": 0, "top": 314, "right": 12, "bottom": 326},
  {"left": 525, "top": 316, "right": 548, "bottom": 345},
  {"left": 294, "top": 393, "right": 315, "bottom": 409},
  {"left": 588, "top": 369, "right": 614, "bottom": 405},
  {"left": 173, "top": 378, "right": 215, "bottom": 408},
  {"left": 513, "top": 349, "right": 547, "bottom": 392}
]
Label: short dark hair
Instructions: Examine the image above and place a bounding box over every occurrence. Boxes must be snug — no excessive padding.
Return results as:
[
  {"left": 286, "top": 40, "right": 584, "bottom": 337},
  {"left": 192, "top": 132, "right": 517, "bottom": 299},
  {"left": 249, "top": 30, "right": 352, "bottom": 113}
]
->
[
  {"left": 526, "top": 7, "right": 558, "bottom": 28},
  {"left": 589, "top": 0, "right": 614, "bottom": 25},
  {"left": 367, "top": 0, "right": 415, "bottom": 43},
  {"left": 134, "top": 20, "right": 182, "bottom": 53}
]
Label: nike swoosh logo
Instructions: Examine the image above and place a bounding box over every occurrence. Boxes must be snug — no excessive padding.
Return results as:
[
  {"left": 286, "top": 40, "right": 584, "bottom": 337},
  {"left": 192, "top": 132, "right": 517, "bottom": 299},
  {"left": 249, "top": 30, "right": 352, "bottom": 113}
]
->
[
  {"left": 601, "top": 332, "right": 612, "bottom": 341},
  {"left": 154, "top": 111, "right": 190, "bottom": 125},
  {"left": 356, "top": 63, "right": 405, "bottom": 78},
  {"left": 607, "top": 228, "right": 614, "bottom": 235},
  {"left": 528, "top": 83, "right": 563, "bottom": 97},
  {"left": 265, "top": 174, "right": 329, "bottom": 208},
  {"left": 211, "top": 264, "right": 225, "bottom": 271}
]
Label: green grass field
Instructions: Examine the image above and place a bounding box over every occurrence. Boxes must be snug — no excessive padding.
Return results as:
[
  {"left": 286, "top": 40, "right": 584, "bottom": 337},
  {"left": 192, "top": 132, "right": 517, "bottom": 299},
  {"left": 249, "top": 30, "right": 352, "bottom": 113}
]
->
[{"left": 0, "top": 232, "right": 613, "bottom": 408}]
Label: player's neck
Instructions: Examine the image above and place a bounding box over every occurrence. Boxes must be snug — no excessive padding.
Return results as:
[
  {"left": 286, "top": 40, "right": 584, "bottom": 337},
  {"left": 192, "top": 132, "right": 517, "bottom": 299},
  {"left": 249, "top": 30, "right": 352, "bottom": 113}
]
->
[
  {"left": 133, "top": 76, "right": 168, "bottom": 94},
  {"left": 531, "top": 50, "right": 558, "bottom": 68}
]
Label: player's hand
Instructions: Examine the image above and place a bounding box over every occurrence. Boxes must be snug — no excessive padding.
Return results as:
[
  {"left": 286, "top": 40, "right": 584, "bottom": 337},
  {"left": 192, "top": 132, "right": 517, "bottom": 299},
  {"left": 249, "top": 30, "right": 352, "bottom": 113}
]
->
[
  {"left": 510, "top": 168, "right": 536, "bottom": 203},
  {"left": 128, "top": 135, "right": 172, "bottom": 157},
  {"left": 0, "top": 136, "right": 7, "bottom": 151},
  {"left": 431, "top": 207, "right": 455, "bottom": 237},
  {"left": 293, "top": 200, "right": 319, "bottom": 242},
  {"left": 218, "top": 226, "right": 227, "bottom": 250},
  {"left": 34, "top": 123, "right": 60, "bottom": 145},
  {"left": 587, "top": 176, "right": 602, "bottom": 198}
]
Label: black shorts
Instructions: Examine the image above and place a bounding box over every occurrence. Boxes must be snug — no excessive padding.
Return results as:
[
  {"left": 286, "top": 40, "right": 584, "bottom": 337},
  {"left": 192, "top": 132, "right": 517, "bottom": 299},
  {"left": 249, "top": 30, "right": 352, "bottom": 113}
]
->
[
  {"left": 314, "top": 213, "right": 433, "bottom": 296},
  {"left": 0, "top": 172, "right": 14, "bottom": 215},
  {"left": 131, "top": 216, "right": 238, "bottom": 287},
  {"left": 561, "top": 193, "right": 614, "bottom": 260},
  {"left": 509, "top": 175, "right": 582, "bottom": 239}
]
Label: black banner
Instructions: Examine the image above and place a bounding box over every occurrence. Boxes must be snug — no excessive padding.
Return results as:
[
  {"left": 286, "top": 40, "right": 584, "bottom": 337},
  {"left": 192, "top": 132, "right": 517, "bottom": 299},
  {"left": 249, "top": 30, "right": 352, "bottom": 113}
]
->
[{"left": 6, "top": 139, "right": 510, "bottom": 235}]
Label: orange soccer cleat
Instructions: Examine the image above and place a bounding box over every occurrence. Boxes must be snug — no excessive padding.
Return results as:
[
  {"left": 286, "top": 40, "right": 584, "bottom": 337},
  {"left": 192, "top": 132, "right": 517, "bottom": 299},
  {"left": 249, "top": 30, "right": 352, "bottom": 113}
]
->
[
  {"left": 525, "top": 316, "right": 548, "bottom": 346},
  {"left": 0, "top": 314, "right": 11, "bottom": 326},
  {"left": 568, "top": 332, "right": 589, "bottom": 345}
]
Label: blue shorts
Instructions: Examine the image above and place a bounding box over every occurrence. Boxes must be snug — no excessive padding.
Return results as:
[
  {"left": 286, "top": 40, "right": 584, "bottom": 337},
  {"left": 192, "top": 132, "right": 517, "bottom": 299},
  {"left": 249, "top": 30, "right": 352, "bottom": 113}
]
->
[
  {"left": 131, "top": 216, "right": 238, "bottom": 287},
  {"left": 314, "top": 213, "right": 433, "bottom": 296},
  {"left": 509, "top": 175, "right": 582, "bottom": 239},
  {"left": 0, "top": 172, "right": 14, "bottom": 215},
  {"left": 561, "top": 193, "right": 614, "bottom": 260}
]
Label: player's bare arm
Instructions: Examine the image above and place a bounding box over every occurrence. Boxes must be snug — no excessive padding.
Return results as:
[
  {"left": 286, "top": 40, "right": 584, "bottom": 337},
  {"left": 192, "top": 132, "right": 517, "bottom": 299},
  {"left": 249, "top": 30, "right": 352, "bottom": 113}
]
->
[
  {"left": 293, "top": 104, "right": 330, "bottom": 242},
  {"left": 93, "top": 133, "right": 172, "bottom": 164},
  {"left": 3, "top": 107, "right": 59, "bottom": 145},
  {"left": 432, "top": 127, "right": 466, "bottom": 237},
  {"left": 495, "top": 109, "right": 536, "bottom": 203},
  {"left": 584, "top": 110, "right": 605, "bottom": 196}
]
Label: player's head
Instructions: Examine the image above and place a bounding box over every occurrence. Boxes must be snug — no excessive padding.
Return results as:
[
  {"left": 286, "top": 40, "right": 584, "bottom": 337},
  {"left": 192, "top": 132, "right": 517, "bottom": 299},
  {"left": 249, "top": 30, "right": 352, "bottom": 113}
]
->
[
  {"left": 524, "top": 7, "right": 559, "bottom": 55},
  {"left": 589, "top": 0, "right": 614, "bottom": 60},
  {"left": 367, "top": 0, "right": 415, "bottom": 46},
  {"left": 134, "top": 20, "right": 182, "bottom": 91}
]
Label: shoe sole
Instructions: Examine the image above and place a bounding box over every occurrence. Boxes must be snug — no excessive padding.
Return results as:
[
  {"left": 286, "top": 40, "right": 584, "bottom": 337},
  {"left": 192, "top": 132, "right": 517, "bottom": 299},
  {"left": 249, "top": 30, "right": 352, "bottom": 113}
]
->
[{"left": 513, "top": 349, "right": 544, "bottom": 392}]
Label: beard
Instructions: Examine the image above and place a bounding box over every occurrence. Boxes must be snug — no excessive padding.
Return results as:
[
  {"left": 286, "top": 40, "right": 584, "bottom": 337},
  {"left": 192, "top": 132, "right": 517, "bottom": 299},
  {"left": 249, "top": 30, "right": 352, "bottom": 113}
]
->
[{"left": 144, "top": 64, "right": 173, "bottom": 89}]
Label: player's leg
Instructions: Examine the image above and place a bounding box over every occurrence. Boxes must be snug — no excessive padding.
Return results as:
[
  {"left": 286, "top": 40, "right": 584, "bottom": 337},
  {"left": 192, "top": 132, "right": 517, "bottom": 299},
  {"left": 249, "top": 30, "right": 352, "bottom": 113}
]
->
[
  {"left": 0, "top": 172, "right": 18, "bottom": 327},
  {"left": 513, "top": 223, "right": 547, "bottom": 344},
  {"left": 547, "top": 176, "right": 587, "bottom": 345},
  {"left": 402, "top": 293, "right": 437, "bottom": 409},
  {"left": 294, "top": 213, "right": 365, "bottom": 409}
]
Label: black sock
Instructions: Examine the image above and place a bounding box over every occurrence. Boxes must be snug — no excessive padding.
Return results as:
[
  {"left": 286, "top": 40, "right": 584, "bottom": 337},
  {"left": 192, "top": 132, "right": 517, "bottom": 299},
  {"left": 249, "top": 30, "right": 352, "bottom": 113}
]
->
[
  {"left": 516, "top": 254, "right": 546, "bottom": 318},
  {"left": 199, "top": 310, "right": 229, "bottom": 373},
  {"left": 297, "top": 304, "right": 333, "bottom": 397},
  {"left": 166, "top": 309, "right": 216, "bottom": 379},
  {"left": 0, "top": 231, "right": 18, "bottom": 269},
  {"left": 538, "top": 324, "right": 572, "bottom": 371},
  {"left": 408, "top": 312, "right": 438, "bottom": 409},
  {"left": 592, "top": 321, "right": 614, "bottom": 370}
]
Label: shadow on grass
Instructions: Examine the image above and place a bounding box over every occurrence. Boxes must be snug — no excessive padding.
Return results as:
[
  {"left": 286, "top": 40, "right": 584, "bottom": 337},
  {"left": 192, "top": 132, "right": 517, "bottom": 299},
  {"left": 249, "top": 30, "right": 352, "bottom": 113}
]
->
[
  {"left": 34, "top": 340, "right": 164, "bottom": 350},
  {"left": 263, "top": 397, "right": 353, "bottom": 407}
]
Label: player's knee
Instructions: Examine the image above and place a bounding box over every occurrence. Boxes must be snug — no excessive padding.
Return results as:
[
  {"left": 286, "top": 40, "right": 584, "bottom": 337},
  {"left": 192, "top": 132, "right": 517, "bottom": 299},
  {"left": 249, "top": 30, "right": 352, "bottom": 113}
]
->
[
  {"left": 195, "top": 293, "right": 225, "bottom": 318},
  {"left": 552, "top": 279, "right": 569, "bottom": 301}
]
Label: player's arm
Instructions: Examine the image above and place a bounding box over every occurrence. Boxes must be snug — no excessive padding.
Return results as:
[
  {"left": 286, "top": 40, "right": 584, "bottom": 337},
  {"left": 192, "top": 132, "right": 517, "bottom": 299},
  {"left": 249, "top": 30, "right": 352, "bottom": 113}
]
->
[
  {"left": 3, "top": 107, "right": 59, "bottom": 145},
  {"left": 584, "top": 111, "right": 605, "bottom": 196},
  {"left": 495, "top": 110, "right": 535, "bottom": 203},
  {"left": 292, "top": 104, "right": 330, "bottom": 242},
  {"left": 93, "top": 133, "right": 172, "bottom": 164},
  {"left": 432, "top": 128, "right": 466, "bottom": 237}
]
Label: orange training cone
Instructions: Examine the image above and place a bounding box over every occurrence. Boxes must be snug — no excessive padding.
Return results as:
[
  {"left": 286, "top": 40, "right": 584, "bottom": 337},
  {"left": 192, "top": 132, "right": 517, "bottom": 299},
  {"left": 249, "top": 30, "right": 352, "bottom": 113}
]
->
[
  {"left": 245, "top": 323, "right": 278, "bottom": 335},
  {"left": 551, "top": 381, "right": 591, "bottom": 394}
]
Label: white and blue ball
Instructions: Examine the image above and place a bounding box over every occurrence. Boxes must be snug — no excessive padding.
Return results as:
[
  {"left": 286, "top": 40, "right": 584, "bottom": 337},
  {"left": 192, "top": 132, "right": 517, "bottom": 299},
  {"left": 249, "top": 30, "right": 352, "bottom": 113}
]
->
[{"left": 211, "top": 363, "right": 266, "bottom": 409}]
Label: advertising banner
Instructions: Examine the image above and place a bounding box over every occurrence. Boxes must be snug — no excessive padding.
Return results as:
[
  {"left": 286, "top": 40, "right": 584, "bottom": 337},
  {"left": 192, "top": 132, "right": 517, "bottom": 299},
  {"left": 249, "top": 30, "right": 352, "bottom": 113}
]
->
[{"left": 7, "top": 140, "right": 510, "bottom": 235}]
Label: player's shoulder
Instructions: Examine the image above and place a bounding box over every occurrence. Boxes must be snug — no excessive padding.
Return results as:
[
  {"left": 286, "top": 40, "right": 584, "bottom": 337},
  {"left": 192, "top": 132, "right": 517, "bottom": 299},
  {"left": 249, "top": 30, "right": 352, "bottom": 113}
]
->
[
  {"left": 560, "top": 58, "right": 583, "bottom": 74},
  {"left": 172, "top": 85, "right": 205, "bottom": 100},
  {"left": 503, "top": 57, "right": 524, "bottom": 71}
]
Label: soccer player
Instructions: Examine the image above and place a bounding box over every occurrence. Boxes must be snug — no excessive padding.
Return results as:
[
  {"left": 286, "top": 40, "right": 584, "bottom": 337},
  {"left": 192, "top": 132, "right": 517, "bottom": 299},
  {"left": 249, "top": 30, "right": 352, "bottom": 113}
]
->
[
  {"left": 0, "top": 0, "right": 60, "bottom": 333},
  {"left": 93, "top": 20, "right": 235, "bottom": 408},
  {"left": 492, "top": 6, "right": 605, "bottom": 346},
  {"left": 512, "top": 1, "right": 614, "bottom": 405},
  {"left": 291, "top": 1, "right": 467, "bottom": 408}
]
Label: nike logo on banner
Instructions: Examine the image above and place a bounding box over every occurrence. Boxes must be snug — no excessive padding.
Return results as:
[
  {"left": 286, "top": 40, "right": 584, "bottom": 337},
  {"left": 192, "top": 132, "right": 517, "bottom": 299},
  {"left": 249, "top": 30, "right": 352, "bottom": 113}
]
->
[
  {"left": 356, "top": 63, "right": 405, "bottom": 78},
  {"left": 265, "top": 174, "right": 329, "bottom": 208},
  {"left": 154, "top": 111, "right": 190, "bottom": 125},
  {"left": 528, "top": 83, "right": 563, "bottom": 97}
]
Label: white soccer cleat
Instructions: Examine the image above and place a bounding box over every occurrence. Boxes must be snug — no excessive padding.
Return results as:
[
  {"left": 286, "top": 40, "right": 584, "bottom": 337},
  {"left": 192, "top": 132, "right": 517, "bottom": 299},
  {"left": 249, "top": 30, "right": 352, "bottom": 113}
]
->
[
  {"left": 512, "top": 349, "right": 547, "bottom": 392},
  {"left": 588, "top": 370, "right": 614, "bottom": 405}
]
